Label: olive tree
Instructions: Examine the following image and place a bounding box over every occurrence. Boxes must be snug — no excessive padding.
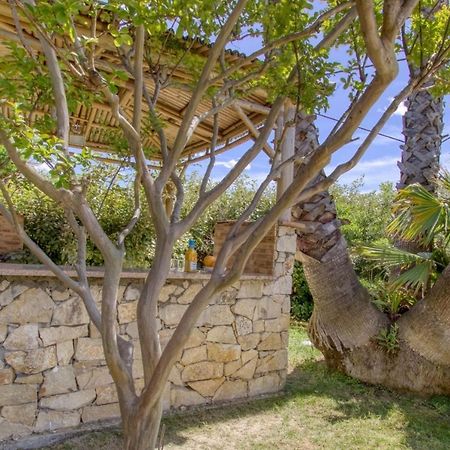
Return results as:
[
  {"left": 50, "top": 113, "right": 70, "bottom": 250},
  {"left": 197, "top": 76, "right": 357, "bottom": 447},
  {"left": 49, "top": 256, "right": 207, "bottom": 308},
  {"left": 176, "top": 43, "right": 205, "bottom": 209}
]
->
[{"left": 0, "top": 0, "right": 438, "bottom": 447}]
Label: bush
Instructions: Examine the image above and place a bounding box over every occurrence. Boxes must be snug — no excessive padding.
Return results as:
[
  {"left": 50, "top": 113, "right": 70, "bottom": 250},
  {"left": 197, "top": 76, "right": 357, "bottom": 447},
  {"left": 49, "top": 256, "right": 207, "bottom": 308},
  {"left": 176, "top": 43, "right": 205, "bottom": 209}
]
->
[
  {"left": 290, "top": 262, "right": 314, "bottom": 321},
  {"left": 3, "top": 168, "right": 275, "bottom": 268}
]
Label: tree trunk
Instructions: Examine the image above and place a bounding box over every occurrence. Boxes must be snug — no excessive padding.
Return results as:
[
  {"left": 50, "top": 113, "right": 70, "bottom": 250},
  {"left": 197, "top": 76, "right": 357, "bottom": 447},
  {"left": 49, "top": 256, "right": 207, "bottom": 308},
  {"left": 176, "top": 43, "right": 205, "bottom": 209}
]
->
[
  {"left": 292, "top": 114, "right": 387, "bottom": 352},
  {"left": 398, "top": 86, "right": 443, "bottom": 192},
  {"left": 122, "top": 398, "right": 163, "bottom": 450},
  {"left": 292, "top": 113, "right": 450, "bottom": 394},
  {"left": 395, "top": 87, "right": 444, "bottom": 254}
]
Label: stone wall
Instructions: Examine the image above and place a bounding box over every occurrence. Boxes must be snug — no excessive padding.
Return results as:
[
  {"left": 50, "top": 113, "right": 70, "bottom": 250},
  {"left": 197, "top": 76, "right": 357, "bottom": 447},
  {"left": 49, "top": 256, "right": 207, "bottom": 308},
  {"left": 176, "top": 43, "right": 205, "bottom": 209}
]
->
[{"left": 0, "top": 227, "right": 295, "bottom": 442}]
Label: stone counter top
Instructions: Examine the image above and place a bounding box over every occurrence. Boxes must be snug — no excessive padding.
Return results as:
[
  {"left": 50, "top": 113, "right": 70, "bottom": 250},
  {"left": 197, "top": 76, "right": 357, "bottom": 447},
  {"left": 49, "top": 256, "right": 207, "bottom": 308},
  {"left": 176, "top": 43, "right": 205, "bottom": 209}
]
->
[{"left": 0, "top": 263, "right": 273, "bottom": 281}]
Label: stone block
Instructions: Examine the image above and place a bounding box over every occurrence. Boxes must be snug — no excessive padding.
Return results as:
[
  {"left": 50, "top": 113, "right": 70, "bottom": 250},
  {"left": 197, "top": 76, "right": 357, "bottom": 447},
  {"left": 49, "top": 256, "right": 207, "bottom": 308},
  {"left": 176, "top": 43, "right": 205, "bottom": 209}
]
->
[
  {"left": 263, "top": 276, "right": 292, "bottom": 296},
  {"left": 188, "top": 377, "right": 225, "bottom": 397},
  {"left": 34, "top": 410, "right": 80, "bottom": 432},
  {"left": 258, "top": 333, "right": 283, "bottom": 351},
  {"left": 255, "top": 350, "right": 288, "bottom": 374},
  {"left": 171, "top": 386, "right": 205, "bottom": 408},
  {"left": 224, "top": 360, "right": 241, "bottom": 377},
  {"left": 159, "top": 284, "right": 177, "bottom": 303},
  {"left": 0, "top": 283, "right": 28, "bottom": 307},
  {"left": 0, "top": 368, "right": 14, "bottom": 385},
  {"left": 0, "top": 384, "right": 36, "bottom": 406},
  {"left": 253, "top": 320, "right": 265, "bottom": 333},
  {"left": 75, "top": 338, "right": 104, "bottom": 361},
  {"left": 242, "top": 349, "right": 258, "bottom": 364},
  {"left": 177, "top": 283, "right": 202, "bottom": 304},
  {"left": 52, "top": 297, "right": 89, "bottom": 326},
  {"left": 254, "top": 297, "right": 282, "bottom": 320},
  {"left": 76, "top": 366, "right": 112, "bottom": 389},
  {"left": 40, "top": 325, "right": 88, "bottom": 346},
  {"left": 15, "top": 373, "right": 43, "bottom": 384},
  {"left": 206, "top": 326, "right": 236, "bottom": 344},
  {"left": 181, "top": 345, "right": 207, "bottom": 365},
  {"left": 159, "top": 304, "right": 188, "bottom": 326},
  {"left": 264, "top": 315, "right": 290, "bottom": 333},
  {"left": 215, "top": 289, "right": 237, "bottom": 305},
  {"left": 57, "top": 340, "right": 74, "bottom": 365},
  {"left": 82, "top": 403, "right": 120, "bottom": 423},
  {"left": 184, "top": 328, "right": 205, "bottom": 349},
  {"left": 181, "top": 361, "right": 223, "bottom": 382},
  {"left": 40, "top": 366, "right": 77, "bottom": 397},
  {"left": 0, "top": 418, "right": 32, "bottom": 440},
  {"left": 5, "top": 346, "right": 57, "bottom": 374},
  {"left": 0, "top": 324, "right": 7, "bottom": 343},
  {"left": 4, "top": 324, "right": 39, "bottom": 351},
  {"left": 213, "top": 380, "right": 247, "bottom": 402},
  {"left": 96, "top": 384, "right": 118, "bottom": 405},
  {"left": 51, "top": 288, "right": 71, "bottom": 302},
  {"left": 126, "top": 322, "right": 139, "bottom": 339},
  {"left": 124, "top": 284, "right": 141, "bottom": 301},
  {"left": 159, "top": 328, "right": 174, "bottom": 351},
  {"left": 168, "top": 364, "right": 183, "bottom": 386},
  {"left": 197, "top": 305, "right": 234, "bottom": 326},
  {"left": 232, "top": 358, "right": 257, "bottom": 380},
  {"left": 207, "top": 343, "right": 241, "bottom": 363},
  {"left": 237, "top": 333, "right": 261, "bottom": 351},
  {"left": 89, "top": 322, "right": 101, "bottom": 338},
  {"left": 276, "top": 234, "right": 296, "bottom": 253},
  {"left": 118, "top": 302, "right": 137, "bottom": 323},
  {"left": 237, "top": 281, "right": 263, "bottom": 299},
  {"left": 248, "top": 373, "right": 281, "bottom": 396},
  {"left": 1, "top": 403, "right": 36, "bottom": 426},
  {"left": 0, "top": 288, "right": 54, "bottom": 324},
  {"left": 232, "top": 299, "right": 257, "bottom": 319},
  {"left": 234, "top": 316, "right": 253, "bottom": 336},
  {"left": 40, "top": 389, "right": 96, "bottom": 411}
]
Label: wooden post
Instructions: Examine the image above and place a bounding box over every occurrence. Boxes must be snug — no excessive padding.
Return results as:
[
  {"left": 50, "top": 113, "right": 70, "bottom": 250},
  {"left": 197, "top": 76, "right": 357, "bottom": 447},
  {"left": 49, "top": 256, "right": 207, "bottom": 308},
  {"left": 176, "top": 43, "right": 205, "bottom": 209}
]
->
[{"left": 277, "top": 101, "right": 296, "bottom": 221}]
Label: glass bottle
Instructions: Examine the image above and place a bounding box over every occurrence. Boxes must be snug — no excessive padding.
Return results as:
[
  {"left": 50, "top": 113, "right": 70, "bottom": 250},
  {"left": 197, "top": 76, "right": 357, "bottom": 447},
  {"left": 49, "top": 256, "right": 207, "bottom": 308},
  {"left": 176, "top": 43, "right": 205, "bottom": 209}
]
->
[{"left": 184, "top": 239, "right": 198, "bottom": 272}]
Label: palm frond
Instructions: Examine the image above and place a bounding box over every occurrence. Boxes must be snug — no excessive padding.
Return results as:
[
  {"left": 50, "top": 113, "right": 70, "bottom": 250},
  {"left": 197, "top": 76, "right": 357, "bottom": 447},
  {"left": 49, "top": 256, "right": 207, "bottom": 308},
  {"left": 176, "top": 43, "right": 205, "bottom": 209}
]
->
[
  {"left": 389, "top": 260, "right": 434, "bottom": 294},
  {"left": 358, "top": 244, "right": 432, "bottom": 268},
  {"left": 387, "top": 183, "right": 450, "bottom": 245}
]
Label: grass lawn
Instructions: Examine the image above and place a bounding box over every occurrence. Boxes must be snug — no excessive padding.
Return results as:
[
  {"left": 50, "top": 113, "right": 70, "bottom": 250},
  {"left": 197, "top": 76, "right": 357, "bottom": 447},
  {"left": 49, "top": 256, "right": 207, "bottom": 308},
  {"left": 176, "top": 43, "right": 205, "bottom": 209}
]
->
[{"left": 45, "top": 324, "right": 450, "bottom": 450}]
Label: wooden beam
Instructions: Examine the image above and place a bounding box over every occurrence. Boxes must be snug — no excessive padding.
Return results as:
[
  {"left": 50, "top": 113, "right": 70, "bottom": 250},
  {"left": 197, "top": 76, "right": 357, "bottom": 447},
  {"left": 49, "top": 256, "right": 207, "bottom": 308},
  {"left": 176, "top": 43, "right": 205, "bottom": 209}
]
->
[{"left": 233, "top": 104, "right": 274, "bottom": 158}]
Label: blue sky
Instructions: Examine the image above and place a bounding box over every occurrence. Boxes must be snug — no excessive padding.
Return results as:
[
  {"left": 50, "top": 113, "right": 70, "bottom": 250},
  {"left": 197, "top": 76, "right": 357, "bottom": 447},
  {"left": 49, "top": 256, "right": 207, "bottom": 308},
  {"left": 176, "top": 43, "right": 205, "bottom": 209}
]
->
[{"left": 187, "top": 26, "right": 450, "bottom": 193}]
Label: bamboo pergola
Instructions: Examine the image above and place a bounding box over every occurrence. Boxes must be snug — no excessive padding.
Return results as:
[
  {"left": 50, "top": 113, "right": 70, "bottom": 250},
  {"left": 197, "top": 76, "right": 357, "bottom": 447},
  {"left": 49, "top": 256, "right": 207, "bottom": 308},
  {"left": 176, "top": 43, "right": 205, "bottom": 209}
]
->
[{"left": 0, "top": 3, "right": 273, "bottom": 166}]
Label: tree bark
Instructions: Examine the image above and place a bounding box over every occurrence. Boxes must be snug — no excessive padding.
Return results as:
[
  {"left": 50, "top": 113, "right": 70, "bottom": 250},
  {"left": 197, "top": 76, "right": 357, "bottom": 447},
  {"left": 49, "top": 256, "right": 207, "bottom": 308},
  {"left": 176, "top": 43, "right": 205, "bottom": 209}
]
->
[
  {"left": 292, "top": 113, "right": 450, "bottom": 394},
  {"left": 122, "top": 398, "right": 163, "bottom": 450}
]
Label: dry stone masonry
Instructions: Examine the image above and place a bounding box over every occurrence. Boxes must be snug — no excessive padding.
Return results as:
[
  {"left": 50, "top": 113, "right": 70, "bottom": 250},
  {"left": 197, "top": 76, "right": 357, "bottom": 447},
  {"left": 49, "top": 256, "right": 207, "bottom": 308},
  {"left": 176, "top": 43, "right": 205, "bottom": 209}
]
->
[{"left": 0, "top": 226, "right": 295, "bottom": 442}]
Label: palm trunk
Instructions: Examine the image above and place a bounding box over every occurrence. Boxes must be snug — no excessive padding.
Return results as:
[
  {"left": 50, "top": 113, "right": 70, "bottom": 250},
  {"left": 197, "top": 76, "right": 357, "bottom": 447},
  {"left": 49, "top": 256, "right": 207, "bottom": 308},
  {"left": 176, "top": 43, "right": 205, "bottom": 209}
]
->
[
  {"left": 395, "top": 87, "right": 443, "bottom": 255},
  {"left": 398, "top": 86, "right": 443, "bottom": 191},
  {"left": 292, "top": 114, "right": 387, "bottom": 352},
  {"left": 291, "top": 113, "right": 450, "bottom": 394}
]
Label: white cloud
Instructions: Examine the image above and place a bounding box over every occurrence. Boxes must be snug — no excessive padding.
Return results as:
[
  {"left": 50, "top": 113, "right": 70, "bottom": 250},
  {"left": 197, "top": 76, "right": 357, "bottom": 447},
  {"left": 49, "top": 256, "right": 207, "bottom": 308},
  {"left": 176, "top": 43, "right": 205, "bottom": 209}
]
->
[
  {"left": 327, "top": 156, "right": 399, "bottom": 174},
  {"left": 215, "top": 159, "right": 252, "bottom": 170},
  {"left": 326, "top": 156, "right": 400, "bottom": 191},
  {"left": 393, "top": 100, "right": 407, "bottom": 116},
  {"left": 377, "top": 98, "right": 407, "bottom": 117}
]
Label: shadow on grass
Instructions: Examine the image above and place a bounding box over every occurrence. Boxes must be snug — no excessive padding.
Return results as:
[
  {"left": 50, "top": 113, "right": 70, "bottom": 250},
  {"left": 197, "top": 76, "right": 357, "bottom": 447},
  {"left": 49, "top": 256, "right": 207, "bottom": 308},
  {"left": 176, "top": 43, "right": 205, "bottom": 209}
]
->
[
  {"left": 45, "top": 344, "right": 450, "bottom": 449},
  {"left": 160, "top": 359, "right": 450, "bottom": 449}
]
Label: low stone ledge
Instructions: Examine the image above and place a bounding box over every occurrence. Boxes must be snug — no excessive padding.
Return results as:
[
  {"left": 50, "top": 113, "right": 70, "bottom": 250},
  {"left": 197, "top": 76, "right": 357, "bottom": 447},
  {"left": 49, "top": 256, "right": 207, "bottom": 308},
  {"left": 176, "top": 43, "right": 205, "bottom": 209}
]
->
[{"left": 0, "top": 263, "right": 273, "bottom": 281}]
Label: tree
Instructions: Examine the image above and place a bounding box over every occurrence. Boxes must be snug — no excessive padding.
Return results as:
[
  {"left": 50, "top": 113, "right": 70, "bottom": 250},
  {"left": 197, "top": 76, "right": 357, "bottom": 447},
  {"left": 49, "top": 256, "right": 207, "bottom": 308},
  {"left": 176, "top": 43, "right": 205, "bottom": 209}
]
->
[
  {"left": 0, "top": 1, "right": 437, "bottom": 447},
  {"left": 292, "top": 2, "right": 450, "bottom": 395}
]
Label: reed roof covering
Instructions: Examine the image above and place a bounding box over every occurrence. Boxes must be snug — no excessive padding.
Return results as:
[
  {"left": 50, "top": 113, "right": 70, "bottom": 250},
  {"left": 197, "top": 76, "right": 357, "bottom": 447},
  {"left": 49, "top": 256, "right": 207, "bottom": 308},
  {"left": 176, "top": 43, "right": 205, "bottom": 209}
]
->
[{"left": 0, "top": 3, "right": 270, "bottom": 162}]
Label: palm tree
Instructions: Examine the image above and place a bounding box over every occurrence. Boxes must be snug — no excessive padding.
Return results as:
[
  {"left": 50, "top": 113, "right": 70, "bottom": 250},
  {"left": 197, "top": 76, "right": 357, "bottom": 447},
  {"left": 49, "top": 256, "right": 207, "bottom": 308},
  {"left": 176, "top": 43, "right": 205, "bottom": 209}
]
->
[
  {"left": 290, "top": 113, "right": 450, "bottom": 394},
  {"left": 360, "top": 172, "right": 450, "bottom": 296}
]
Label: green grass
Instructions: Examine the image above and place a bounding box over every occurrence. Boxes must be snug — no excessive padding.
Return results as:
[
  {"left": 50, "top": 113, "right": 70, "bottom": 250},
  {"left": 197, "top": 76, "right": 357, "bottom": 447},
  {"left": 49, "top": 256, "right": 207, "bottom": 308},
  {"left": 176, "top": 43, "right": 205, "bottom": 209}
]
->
[{"left": 45, "top": 324, "right": 450, "bottom": 450}]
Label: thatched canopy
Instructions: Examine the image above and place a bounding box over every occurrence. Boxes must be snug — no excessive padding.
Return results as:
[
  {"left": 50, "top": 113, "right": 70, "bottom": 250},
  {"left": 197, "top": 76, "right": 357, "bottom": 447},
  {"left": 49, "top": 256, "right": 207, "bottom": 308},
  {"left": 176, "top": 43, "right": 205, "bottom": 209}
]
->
[{"left": 0, "top": 3, "right": 271, "bottom": 163}]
